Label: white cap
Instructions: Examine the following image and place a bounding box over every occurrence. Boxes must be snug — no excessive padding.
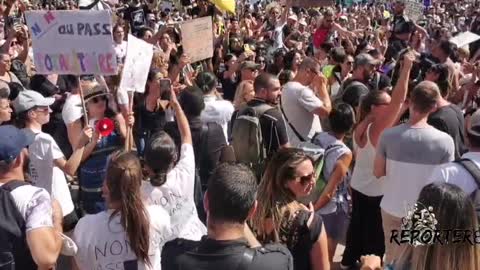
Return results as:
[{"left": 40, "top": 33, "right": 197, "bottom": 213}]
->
[{"left": 13, "top": 90, "right": 55, "bottom": 113}]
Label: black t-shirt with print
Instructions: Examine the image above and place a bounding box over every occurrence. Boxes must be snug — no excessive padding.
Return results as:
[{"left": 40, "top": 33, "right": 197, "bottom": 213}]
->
[
  {"left": 254, "top": 209, "right": 323, "bottom": 270},
  {"left": 123, "top": 5, "right": 150, "bottom": 35},
  {"left": 162, "top": 237, "right": 293, "bottom": 270}
]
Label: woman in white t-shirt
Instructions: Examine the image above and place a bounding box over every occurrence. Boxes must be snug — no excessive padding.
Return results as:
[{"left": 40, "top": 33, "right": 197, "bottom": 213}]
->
[
  {"left": 113, "top": 24, "right": 127, "bottom": 65},
  {"left": 73, "top": 151, "right": 171, "bottom": 270},
  {"left": 141, "top": 87, "right": 206, "bottom": 241}
]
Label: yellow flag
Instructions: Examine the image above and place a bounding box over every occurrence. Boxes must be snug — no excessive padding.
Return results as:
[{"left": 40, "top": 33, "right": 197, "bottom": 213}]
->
[{"left": 211, "top": 0, "right": 236, "bottom": 14}]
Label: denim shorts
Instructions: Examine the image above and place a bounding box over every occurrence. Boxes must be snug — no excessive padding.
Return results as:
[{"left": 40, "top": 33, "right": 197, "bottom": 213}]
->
[{"left": 320, "top": 207, "right": 350, "bottom": 244}]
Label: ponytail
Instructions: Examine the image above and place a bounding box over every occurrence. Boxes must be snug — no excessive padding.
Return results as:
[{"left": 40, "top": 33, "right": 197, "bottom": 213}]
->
[
  {"left": 144, "top": 131, "right": 178, "bottom": 187},
  {"left": 150, "top": 172, "right": 168, "bottom": 187},
  {"left": 107, "top": 151, "right": 151, "bottom": 267}
]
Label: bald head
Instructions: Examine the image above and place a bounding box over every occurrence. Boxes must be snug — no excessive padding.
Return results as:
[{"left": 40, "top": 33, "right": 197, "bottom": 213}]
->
[{"left": 298, "top": 57, "right": 321, "bottom": 73}]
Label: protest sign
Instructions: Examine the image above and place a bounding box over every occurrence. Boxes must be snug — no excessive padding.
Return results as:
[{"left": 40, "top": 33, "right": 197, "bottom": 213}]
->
[
  {"left": 160, "top": 1, "right": 173, "bottom": 11},
  {"left": 25, "top": 10, "right": 117, "bottom": 75},
  {"left": 181, "top": 16, "right": 213, "bottom": 63},
  {"left": 119, "top": 34, "right": 153, "bottom": 93},
  {"left": 405, "top": 0, "right": 424, "bottom": 22},
  {"left": 450, "top": 32, "right": 480, "bottom": 48},
  {"left": 291, "top": 0, "right": 335, "bottom": 8}
]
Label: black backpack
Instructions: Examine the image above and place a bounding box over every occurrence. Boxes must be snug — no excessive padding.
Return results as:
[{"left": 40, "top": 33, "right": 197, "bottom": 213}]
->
[
  {"left": 455, "top": 159, "right": 480, "bottom": 222},
  {"left": 0, "top": 180, "right": 36, "bottom": 270}
]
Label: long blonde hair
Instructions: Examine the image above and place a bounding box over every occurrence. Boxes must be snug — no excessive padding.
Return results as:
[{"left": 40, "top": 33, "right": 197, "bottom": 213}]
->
[
  {"left": 233, "top": 80, "right": 254, "bottom": 109},
  {"left": 251, "top": 148, "right": 313, "bottom": 243},
  {"left": 395, "top": 183, "right": 480, "bottom": 270}
]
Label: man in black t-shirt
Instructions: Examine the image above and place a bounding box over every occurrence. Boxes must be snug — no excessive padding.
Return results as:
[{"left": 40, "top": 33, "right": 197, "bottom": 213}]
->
[{"left": 161, "top": 163, "right": 293, "bottom": 270}]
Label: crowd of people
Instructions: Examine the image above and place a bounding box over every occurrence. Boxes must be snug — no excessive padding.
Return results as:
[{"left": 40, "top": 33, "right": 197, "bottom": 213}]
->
[{"left": 2, "top": 0, "right": 480, "bottom": 269}]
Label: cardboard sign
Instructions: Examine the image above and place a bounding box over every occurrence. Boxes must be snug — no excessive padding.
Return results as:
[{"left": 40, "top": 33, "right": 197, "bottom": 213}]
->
[
  {"left": 119, "top": 34, "right": 153, "bottom": 93},
  {"left": 181, "top": 17, "right": 213, "bottom": 63},
  {"left": 405, "top": 0, "right": 424, "bottom": 22},
  {"left": 450, "top": 31, "right": 480, "bottom": 48},
  {"left": 25, "top": 10, "right": 117, "bottom": 75},
  {"left": 291, "top": 0, "right": 335, "bottom": 8}
]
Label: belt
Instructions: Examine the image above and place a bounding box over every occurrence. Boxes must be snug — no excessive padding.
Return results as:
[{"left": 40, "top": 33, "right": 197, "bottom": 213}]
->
[{"left": 80, "top": 186, "right": 102, "bottom": 193}]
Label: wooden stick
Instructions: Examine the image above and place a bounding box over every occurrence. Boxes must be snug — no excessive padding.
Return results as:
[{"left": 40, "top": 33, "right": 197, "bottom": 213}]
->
[
  {"left": 78, "top": 78, "right": 89, "bottom": 128},
  {"left": 125, "top": 91, "right": 134, "bottom": 151}
]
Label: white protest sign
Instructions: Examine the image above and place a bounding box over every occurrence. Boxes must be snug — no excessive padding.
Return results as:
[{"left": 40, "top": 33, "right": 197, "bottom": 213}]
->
[
  {"left": 181, "top": 16, "right": 213, "bottom": 63},
  {"left": 450, "top": 32, "right": 480, "bottom": 48},
  {"left": 160, "top": 1, "right": 174, "bottom": 11},
  {"left": 119, "top": 34, "right": 153, "bottom": 93},
  {"left": 405, "top": 0, "right": 424, "bottom": 22},
  {"left": 25, "top": 10, "right": 117, "bottom": 75}
]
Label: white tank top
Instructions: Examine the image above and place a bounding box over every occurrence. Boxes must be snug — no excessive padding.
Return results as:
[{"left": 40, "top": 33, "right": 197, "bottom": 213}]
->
[{"left": 350, "top": 124, "right": 384, "bottom": 197}]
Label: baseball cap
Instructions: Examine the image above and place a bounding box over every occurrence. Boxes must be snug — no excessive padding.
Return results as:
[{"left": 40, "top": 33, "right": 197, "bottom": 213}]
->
[
  {"left": 288, "top": 14, "right": 298, "bottom": 21},
  {"left": 0, "top": 125, "right": 34, "bottom": 164},
  {"left": 240, "top": 61, "right": 261, "bottom": 70},
  {"left": 354, "top": 53, "right": 381, "bottom": 68},
  {"left": 13, "top": 90, "right": 55, "bottom": 113}
]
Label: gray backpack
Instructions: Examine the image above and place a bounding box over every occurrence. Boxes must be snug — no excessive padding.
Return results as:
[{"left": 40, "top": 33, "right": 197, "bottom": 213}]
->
[{"left": 231, "top": 104, "right": 273, "bottom": 179}]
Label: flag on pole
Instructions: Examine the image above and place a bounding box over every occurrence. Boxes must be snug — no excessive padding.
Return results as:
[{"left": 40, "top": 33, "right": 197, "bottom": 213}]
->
[{"left": 210, "top": 0, "right": 235, "bottom": 14}]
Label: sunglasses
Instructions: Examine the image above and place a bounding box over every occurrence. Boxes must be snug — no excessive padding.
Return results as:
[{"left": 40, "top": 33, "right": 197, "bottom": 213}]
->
[
  {"left": 298, "top": 172, "right": 316, "bottom": 185},
  {"left": 309, "top": 68, "right": 321, "bottom": 76},
  {"left": 91, "top": 96, "right": 107, "bottom": 103}
]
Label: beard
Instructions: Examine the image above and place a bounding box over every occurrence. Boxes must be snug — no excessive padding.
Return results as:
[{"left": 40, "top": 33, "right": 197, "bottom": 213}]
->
[{"left": 22, "top": 153, "right": 31, "bottom": 181}]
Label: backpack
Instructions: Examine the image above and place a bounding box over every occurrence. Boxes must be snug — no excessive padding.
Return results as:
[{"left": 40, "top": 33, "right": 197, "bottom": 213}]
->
[
  {"left": 336, "top": 80, "right": 370, "bottom": 106},
  {"left": 193, "top": 123, "right": 210, "bottom": 224},
  {"left": 0, "top": 180, "right": 36, "bottom": 270},
  {"left": 170, "top": 238, "right": 255, "bottom": 270},
  {"left": 231, "top": 104, "right": 273, "bottom": 180},
  {"left": 296, "top": 137, "right": 343, "bottom": 206},
  {"left": 455, "top": 159, "right": 480, "bottom": 222}
]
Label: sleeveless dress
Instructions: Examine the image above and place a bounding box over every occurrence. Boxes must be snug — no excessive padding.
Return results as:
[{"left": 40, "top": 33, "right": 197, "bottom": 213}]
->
[
  {"left": 78, "top": 120, "right": 122, "bottom": 214},
  {"left": 342, "top": 124, "right": 386, "bottom": 266}
]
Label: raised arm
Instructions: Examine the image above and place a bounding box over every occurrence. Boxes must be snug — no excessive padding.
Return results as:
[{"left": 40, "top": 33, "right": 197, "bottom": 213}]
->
[
  {"left": 170, "top": 87, "right": 192, "bottom": 145},
  {"left": 279, "top": 0, "right": 291, "bottom": 26},
  {"left": 370, "top": 51, "right": 414, "bottom": 146}
]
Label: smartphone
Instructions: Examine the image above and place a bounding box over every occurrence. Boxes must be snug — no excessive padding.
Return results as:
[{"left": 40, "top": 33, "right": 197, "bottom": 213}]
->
[{"left": 159, "top": 78, "right": 172, "bottom": 95}]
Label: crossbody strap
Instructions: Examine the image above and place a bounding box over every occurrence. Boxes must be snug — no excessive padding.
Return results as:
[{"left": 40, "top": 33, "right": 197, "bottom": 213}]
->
[
  {"left": 279, "top": 97, "right": 305, "bottom": 142},
  {"left": 236, "top": 248, "right": 255, "bottom": 270},
  {"left": 456, "top": 159, "right": 480, "bottom": 187},
  {"left": 1, "top": 180, "right": 29, "bottom": 192}
]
